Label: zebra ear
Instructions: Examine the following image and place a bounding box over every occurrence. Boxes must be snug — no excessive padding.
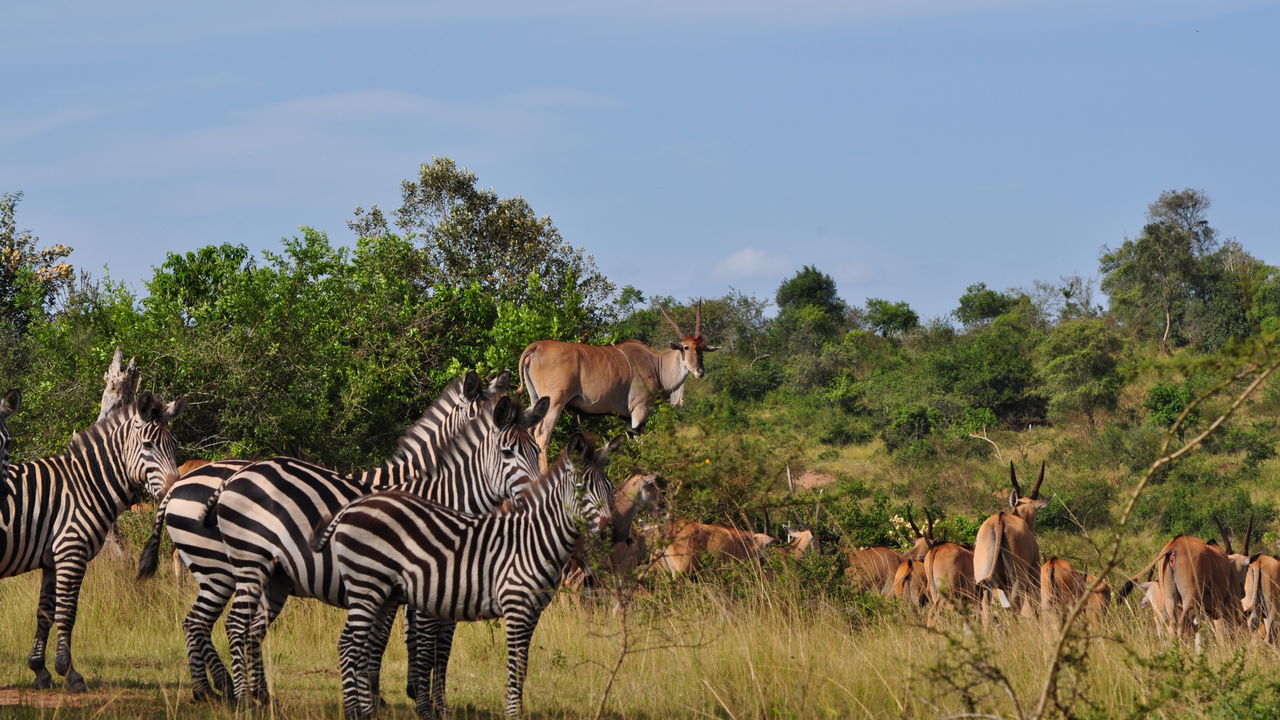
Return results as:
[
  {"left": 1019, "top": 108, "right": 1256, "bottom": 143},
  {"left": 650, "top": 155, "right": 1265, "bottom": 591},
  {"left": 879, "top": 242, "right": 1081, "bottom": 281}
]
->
[
  {"left": 462, "top": 371, "right": 482, "bottom": 400},
  {"left": 0, "top": 388, "right": 20, "bottom": 419},
  {"left": 492, "top": 395, "right": 517, "bottom": 429},
  {"left": 161, "top": 396, "right": 188, "bottom": 423},
  {"left": 488, "top": 370, "right": 512, "bottom": 394},
  {"left": 135, "top": 390, "right": 159, "bottom": 421},
  {"left": 565, "top": 433, "right": 590, "bottom": 465},
  {"left": 522, "top": 397, "right": 550, "bottom": 429}
]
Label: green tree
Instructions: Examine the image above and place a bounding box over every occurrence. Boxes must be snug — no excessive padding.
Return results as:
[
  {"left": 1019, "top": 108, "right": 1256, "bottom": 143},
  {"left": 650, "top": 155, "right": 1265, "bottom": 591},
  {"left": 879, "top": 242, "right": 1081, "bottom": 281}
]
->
[
  {"left": 864, "top": 298, "right": 919, "bottom": 338},
  {"left": 775, "top": 265, "right": 844, "bottom": 320},
  {"left": 1100, "top": 189, "right": 1220, "bottom": 355},
  {"left": 1037, "top": 319, "right": 1126, "bottom": 424},
  {"left": 0, "top": 192, "right": 73, "bottom": 337},
  {"left": 954, "top": 283, "right": 1014, "bottom": 327},
  {"left": 348, "top": 157, "right": 613, "bottom": 324}
]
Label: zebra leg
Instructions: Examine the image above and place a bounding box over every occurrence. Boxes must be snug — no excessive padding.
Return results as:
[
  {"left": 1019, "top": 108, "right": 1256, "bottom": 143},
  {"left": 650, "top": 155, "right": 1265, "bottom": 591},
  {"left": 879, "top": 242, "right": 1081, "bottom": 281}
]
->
[
  {"left": 428, "top": 620, "right": 457, "bottom": 719},
  {"left": 52, "top": 554, "right": 89, "bottom": 693},
  {"left": 182, "top": 576, "right": 234, "bottom": 701},
  {"left": 340, "top": 600, "right": 380, "bottom": 719},
  {"left": 411, "top": 615, "right": 451, "bottom": 720},
  {"left": 226, "top": 574, "right": 266, "bottom": 704},
  {"left": 247, "top": 580, "right": 290, "bottom": 706},
  {"left": 404, "top": 606, "right": 420, "bottom": 700},
  {"left": 27, "top": 568, "right": 56, "bottom": 689},
  {"left": 364, "top": 601, "right": 398, "bottom": 710},
  {"left": 501, "top": 610, "right": 540, "bottom": 720}
]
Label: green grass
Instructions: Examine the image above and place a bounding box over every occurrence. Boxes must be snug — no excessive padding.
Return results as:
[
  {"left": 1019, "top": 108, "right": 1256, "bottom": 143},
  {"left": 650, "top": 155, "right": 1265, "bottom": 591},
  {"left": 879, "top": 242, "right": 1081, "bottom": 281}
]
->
[{"left": 5, "top": 552, "right": 1280, "bottom": 719}]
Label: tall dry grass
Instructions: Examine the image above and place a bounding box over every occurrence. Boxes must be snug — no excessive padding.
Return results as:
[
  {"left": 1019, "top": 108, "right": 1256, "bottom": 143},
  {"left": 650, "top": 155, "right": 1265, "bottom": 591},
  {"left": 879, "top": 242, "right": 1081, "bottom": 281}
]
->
[{"left": 2, "top": 553, "right": 1280, "bottom": 719}]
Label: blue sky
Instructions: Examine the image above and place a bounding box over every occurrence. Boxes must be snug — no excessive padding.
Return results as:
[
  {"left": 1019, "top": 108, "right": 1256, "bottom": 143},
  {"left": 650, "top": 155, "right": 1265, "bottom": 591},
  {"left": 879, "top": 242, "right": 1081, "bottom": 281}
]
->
[{"left": 4, "top": 0, "right": 1278, "bottom": 320}]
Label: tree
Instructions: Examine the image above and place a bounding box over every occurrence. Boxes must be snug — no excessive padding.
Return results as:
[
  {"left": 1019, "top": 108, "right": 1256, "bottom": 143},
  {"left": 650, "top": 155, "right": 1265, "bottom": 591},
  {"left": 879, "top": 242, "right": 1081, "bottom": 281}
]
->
[
  {"left": 864, "top": 298, "right": 919, "bottom": 338},
  {"left": 1037, "top": 319, "right": 1126, "bottom": 424},
  {"left": 0, "top": 192, "right": 73, "bottom": 337},
  {"left": 955, "top": 283, "right": 1015, "bottom": 327},
  {"left": 775, "top": 265, "right": 844, "bottom": 320},
  {"left": 348, "top": 157, "right": 613, "bottom": 326},
  {"left": 1100, "top": 189, "right": 1220, "bottom": 355}
]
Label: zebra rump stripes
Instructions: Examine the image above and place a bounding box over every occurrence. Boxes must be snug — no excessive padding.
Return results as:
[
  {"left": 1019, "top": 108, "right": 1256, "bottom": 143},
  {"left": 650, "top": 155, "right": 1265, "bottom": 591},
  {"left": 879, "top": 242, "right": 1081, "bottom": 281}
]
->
[
  {"left": 314, "top": 432, "right": 621, "bottom": 720},
  {"left": 0, "top": 390, "right": 185, "bottom": 692}
]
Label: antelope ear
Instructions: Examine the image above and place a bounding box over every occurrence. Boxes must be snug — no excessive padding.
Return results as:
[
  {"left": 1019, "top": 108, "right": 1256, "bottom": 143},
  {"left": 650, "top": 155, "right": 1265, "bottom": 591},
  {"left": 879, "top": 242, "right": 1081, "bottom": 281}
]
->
[
  {"left": 669, "top": 341, "right": 683, "bottom": 351},
  {"left": 462, "top": 371, "right": 482, "bottom": 400},
  {"left": 0, "top": 388, "right": 20, "bottom": 419},
  {"left": 702, "top": 345, "right": 720, "bottom": 352},
  {"left": 161, "top": 396, "right": 188, "bottom": 423},
  {"left": 522, "top": 397, "right": 550, "bottom": 429},
  {"left": 597, "top": 435, "right": 625, "bottom": 464},
  {"left": 1251, "top": 552, "right": 1265, "bottom": 564},
  {"left": 1008, "top": 489, "right": 1020, "bottom": 509},
  {"left": 492, "top": 395, "right": 517, "bottom": 429}
]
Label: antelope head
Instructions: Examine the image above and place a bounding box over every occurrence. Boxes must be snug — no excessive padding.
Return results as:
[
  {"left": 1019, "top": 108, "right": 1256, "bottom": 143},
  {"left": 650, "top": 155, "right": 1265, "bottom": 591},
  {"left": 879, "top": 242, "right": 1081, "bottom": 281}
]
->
[
  {"left": 659, "top": 301, "right": 719, "bottom": 379},
  {"left": 1007, "top": 460, "right": 1050, "bottom": 527},
  {"left": 1213, "top": 513, "right": 1254, "bottom": 583},
  {"left": 904, "top": 507, "right": 936, "bottom": 562}
]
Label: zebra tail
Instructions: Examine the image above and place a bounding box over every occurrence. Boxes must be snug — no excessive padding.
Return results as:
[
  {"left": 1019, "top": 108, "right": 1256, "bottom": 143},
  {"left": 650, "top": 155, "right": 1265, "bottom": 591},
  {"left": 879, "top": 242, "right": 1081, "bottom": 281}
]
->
[
  {"left": 309, "top": 510, "right": 344, "bottom": 553},
  {"left": 199, "top": 483, "right": 225, "bottom": 529},
  {"left": 137, "top": 491, "right": 173, "bottom": 580}
]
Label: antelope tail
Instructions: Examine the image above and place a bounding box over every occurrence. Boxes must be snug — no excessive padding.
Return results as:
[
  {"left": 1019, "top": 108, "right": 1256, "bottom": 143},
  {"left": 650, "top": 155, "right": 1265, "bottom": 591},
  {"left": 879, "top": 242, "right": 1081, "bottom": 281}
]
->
[
  {"left": 137, "top": 490, "right": 174, "bottom": 580},
  {"left": 973, "top": 517, "right": 1003, "bottom": 585},
  {"left": 518, "top": 345, "right": 539, "bottom": 399}
]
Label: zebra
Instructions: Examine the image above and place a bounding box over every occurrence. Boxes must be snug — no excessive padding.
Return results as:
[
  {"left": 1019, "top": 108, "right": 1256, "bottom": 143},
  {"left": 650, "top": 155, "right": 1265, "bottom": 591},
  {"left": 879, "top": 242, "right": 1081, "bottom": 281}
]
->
[
  {"left": 214, "top": 388, "right": 547, "bottom": 706},
  {"left": 313, "top": 432, "right": 621, "bottom": 720},
  {"left": 137, "top": 370, "right": 523, "bottom": 701},
  {"left": 0, "top": 389, "right": 19, "bottom": 473},
  {"left": 0, "top": 390, "right": 185, "bottom": 692}
]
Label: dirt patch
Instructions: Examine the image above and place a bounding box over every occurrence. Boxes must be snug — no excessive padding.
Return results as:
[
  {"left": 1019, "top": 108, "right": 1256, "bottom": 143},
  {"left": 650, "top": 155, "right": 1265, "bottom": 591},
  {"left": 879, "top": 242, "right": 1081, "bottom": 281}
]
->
[
  {"left": 794, "top": 471, "right": 837, "bottom": 490},
  {"left": 0, "top": 687, "right": 124, "bottom": 708}
]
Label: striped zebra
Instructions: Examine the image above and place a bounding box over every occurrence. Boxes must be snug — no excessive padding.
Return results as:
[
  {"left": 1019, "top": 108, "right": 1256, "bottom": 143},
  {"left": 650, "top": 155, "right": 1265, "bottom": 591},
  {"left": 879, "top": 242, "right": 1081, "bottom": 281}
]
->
[
  {"left": 313, "top": 433, "right": 621, "bottom": 719},
  {"left": 0, "top": 389, "right": 19, "bottom": 472},
  {"left": 138, "top": 370, "right": 521, "bottom": 701},
  {"left": 0, "top": 390, "right": 185, "bottom": 692},
  {"left": 214, "top": 388, "right": 546, "bottom": 705}
]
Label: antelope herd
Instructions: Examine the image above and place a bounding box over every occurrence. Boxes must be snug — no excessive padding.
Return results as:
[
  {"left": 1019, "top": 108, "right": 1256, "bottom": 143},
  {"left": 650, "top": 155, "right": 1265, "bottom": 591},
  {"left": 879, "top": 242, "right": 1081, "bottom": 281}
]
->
[{"left": 0, "top": 329, "right": 1276, "bottom": 719}]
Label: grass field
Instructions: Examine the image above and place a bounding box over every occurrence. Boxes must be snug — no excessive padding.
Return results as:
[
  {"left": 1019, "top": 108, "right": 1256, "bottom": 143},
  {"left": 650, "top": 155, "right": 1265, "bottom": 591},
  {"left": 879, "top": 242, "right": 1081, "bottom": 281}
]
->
[{"left": 3, "top": 549, "right": 1280, "bottom": 720}]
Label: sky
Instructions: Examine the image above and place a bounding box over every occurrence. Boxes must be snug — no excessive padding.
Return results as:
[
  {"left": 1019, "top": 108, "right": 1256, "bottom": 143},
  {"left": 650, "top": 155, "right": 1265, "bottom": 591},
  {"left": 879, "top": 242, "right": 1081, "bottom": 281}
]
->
[{"left": 3, "top": 0, "right": 1278, "bottom": 320}]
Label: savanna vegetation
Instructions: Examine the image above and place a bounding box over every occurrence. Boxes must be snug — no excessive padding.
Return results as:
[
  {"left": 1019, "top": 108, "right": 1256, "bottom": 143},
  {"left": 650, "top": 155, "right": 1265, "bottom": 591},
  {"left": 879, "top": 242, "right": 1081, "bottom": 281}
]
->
[{"left": 3, "top": 166, "right": 1280, "bottom": 718}]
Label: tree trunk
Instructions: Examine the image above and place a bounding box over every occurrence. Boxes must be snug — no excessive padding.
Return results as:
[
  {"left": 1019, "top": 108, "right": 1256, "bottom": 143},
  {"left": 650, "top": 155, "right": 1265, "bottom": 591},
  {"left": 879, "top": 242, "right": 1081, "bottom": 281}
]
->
[
  {"left": 1161, "top": 305, "right": 1173, "bottom": 357},
  {"left": 98, "top": 348, "right": 139, "bottom": 561}
]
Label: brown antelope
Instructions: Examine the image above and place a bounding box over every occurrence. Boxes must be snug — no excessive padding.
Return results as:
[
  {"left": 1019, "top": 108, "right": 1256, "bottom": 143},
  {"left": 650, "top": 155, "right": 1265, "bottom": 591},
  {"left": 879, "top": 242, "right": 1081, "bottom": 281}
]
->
[
  {"left": 893, "top": 559, "right": 929, "bottom": 609},
  {"left": 783, "top": 527, "right": 817, "bottom": 560},
  {"left": 974, "top": 461, "right": 1050, "bottom": 623},
  {"left": 520, "top": 303, "right": 717, "bottom": 468},
  {"left": 660, "top": 521, "right": 774, "bottom": 576},
  {"left": 1123, "top": 535, "right": 1243, "bottom": 641},
  {"left": 903, "top": 508, "right": 936, "bottom": 562},
  {"left": 1243, "top": 554, "right": 1280, "bottom": 642},
  {"left": 845, "top": 547, "right": 906, "bottom": 595},
  {"left": 562, "top": 472, "right": 665, "bottom": 595},
  {"left": 923, "top": 541, "right": 977, "bottom": 626},
  {"left": 1039, "top": 557, "right": 1109, "bottom": 619},
  {"left": 1213, "top": 514, "right": 1255, "bottom": 589}
]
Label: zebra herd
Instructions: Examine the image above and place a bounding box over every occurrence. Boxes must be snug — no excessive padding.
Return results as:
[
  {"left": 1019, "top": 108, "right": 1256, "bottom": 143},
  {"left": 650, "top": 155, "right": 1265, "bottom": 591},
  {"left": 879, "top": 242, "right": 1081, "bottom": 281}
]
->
[{"left": 0, "top": 370, "right": 623, "bottom": 719}]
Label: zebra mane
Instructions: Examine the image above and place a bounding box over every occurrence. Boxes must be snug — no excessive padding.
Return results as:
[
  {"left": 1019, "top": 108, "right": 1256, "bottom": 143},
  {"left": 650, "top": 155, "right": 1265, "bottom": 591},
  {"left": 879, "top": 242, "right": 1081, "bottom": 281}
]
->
[
  {"left": 385, "top": 374, "right": 481, "bottom": 465},
  {"left": 64, "top": 404, "right": 133, "bottom": 458},
  {"left": 498, "top": 448, "right": 580, "bottom": 515}
]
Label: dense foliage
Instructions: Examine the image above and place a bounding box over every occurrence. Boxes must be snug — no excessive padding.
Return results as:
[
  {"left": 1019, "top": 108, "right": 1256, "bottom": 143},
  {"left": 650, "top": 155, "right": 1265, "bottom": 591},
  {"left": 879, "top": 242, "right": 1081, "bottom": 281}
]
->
[{"left": 3, "top": 177, "right": 1279, "bottom": 559}]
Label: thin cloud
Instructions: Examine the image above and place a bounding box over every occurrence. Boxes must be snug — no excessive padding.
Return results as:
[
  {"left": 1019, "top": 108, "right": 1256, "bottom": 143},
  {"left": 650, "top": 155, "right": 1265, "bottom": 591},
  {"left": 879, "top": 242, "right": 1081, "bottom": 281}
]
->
[{"left": 713, "top": 248, "right": 788, "bottom": 281}]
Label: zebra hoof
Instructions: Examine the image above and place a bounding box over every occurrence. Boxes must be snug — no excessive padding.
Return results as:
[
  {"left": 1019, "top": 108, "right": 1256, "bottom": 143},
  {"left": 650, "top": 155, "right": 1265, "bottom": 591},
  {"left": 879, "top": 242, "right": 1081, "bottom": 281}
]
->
[
  {"left": 31, "top": 670, "right": 52, "bottom": 689},
  {"left": 65, "top": 672, "right": 87, "bottom": 693}
]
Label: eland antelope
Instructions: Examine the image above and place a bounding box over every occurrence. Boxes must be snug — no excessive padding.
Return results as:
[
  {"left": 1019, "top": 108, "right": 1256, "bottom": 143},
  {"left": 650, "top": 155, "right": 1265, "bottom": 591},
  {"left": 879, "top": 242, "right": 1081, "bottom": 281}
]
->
[
  {"left": 1243, "top": 554, "right": 1280, "bottom": 642},
  {"left": 845, "top": 547, "right": 906, "bottom": 595},
  {"left": 923, "top": 541, "right": 977, "bottom": 625},
  {"left": 520, "top": 303, "right": 717, "bottom": 468},
  {"left": 974, "top": 461, "right": 1050, "bottom": 623},
  {"left": 1123, "top": 535, "right": 1243, "bottom": 641},
  {"left": 1039, "top": 557, "right": 1109, "bottom": 620}
]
